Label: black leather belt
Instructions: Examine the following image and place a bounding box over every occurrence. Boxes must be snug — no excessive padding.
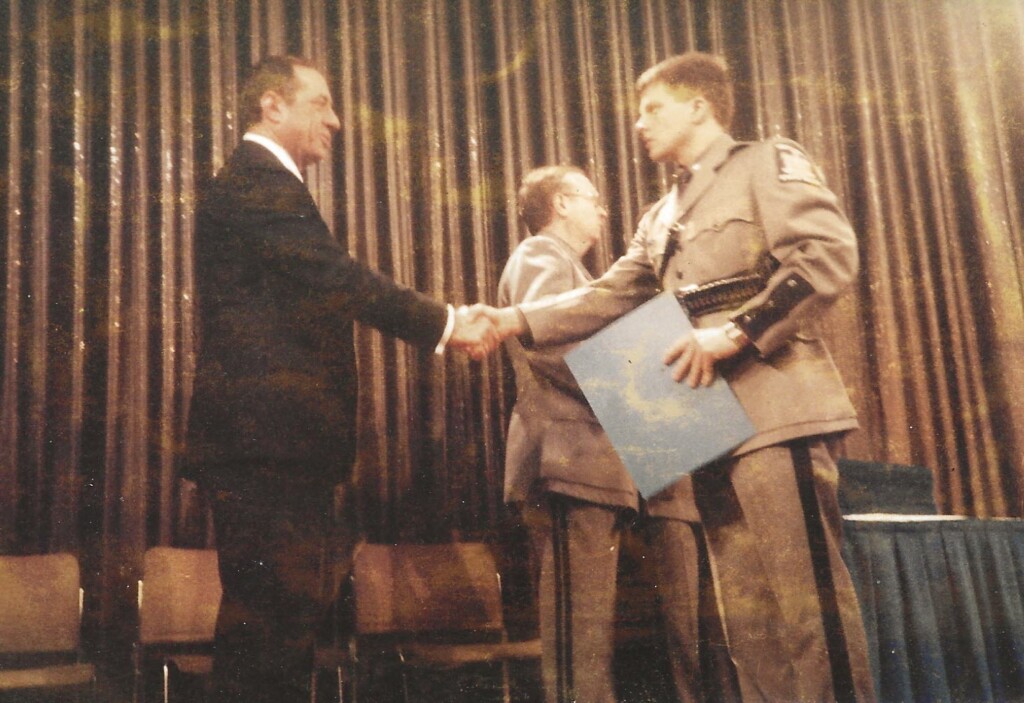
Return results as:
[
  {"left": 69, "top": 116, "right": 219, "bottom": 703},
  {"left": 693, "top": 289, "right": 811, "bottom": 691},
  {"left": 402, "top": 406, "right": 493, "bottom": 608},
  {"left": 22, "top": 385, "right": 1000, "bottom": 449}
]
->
[{"left": 674, "top": 274, "right": 767, "bottom": 317}]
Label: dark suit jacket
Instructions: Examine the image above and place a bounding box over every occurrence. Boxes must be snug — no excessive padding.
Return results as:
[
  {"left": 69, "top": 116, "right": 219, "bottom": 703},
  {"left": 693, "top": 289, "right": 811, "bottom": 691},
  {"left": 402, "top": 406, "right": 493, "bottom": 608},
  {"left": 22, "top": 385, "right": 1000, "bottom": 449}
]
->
[{"left": 183, "top": 140, "right": 448, "bottom": 488}]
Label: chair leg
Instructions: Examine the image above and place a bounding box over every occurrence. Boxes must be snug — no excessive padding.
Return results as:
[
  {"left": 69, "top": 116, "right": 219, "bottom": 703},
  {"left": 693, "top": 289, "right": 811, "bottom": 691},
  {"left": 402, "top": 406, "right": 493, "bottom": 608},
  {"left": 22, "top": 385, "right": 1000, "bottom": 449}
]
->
[
  {"left": 132, "top": 645, "right": 143, "bottom": 703},
  {"left": 310, "top": 665, "right": 347, "bottom": 703},
  {"left": 349, "top": 658, "right": 358, "bottom": 703},
  {"left": 162, "top": 662, "right": 170, "bottom": 703},
  {"left": 349, "top": 643, "right": 359, "bottom": 703},
  {"left": 500, "top": 661, "right": 511, "bottom": 703},
  {"left": 400, "top": 666, "right": 410, "bottom": 703}
]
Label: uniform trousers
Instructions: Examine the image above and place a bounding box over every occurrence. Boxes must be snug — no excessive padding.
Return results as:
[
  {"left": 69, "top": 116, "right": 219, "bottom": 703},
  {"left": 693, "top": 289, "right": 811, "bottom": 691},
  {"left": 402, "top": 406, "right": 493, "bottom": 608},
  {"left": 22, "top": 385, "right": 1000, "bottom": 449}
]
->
[
  {"left": 522, "top": 494, "right": 628, "bottom": 703},
  {"left": 650, "top": 438, "right": 876, "bottom": 703},
  {"left": 646, "top": 519, "right": 739, "bottom": 703},
  {"left": 206, "top": 469, "right": 357, "bottom": 703}
]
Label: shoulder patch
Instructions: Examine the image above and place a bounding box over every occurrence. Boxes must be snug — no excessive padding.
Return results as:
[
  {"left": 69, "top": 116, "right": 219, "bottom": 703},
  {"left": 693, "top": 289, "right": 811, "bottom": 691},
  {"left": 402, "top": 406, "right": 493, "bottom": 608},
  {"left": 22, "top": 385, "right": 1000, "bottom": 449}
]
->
[{"left": 774, "top": 142, "right": 825, "bottom": 187}]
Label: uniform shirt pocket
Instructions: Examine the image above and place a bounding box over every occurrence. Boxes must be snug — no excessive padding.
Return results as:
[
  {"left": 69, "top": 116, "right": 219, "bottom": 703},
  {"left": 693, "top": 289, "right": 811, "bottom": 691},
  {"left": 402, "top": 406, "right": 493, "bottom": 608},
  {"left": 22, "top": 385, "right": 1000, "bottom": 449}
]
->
[
  {"left": 679, "top": 207, "right": 767, "bottom": 281},
  {"left": 685, "top": 204, "right": 758, "bottom": 242}
]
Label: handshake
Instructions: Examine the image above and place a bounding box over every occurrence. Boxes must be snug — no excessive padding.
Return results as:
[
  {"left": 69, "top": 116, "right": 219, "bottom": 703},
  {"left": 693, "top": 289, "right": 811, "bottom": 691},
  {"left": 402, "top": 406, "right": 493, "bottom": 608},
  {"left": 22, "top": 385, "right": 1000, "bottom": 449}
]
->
[
  {"left": 445, "top": 301, "right": 749, "bottom": 384},
  {"left": 447, "top": 304, "right": 525, "bottom": 360}
]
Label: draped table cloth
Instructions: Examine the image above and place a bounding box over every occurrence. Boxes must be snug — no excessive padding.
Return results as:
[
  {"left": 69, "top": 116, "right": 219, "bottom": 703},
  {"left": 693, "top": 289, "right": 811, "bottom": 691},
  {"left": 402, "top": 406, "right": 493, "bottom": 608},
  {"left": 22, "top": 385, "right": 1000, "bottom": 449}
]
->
[{"left": 842, "top": 515, "right": 1024, "bottom": 703}]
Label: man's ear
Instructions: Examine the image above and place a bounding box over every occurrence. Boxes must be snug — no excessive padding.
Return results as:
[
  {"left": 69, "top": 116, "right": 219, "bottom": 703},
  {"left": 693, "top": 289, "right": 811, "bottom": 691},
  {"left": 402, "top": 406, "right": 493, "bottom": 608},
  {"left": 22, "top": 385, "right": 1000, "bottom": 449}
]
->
[
  {"left": 691, "top": 96, "right": 713, "bottom": 124},
  {"left": 551, "top": 192, "right": 570, "bottom": 218},
  {"left": 260, "top": 90, "right": 284, "bottom": 124}
]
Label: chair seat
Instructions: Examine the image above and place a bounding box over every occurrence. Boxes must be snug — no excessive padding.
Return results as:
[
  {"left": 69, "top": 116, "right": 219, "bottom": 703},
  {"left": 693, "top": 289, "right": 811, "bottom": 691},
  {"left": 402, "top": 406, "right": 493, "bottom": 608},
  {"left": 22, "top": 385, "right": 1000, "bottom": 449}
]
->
[
  {"left": 350, "top": 543, "right": 544, "bottom": 700},
  {"left": 400, "top": 638, "right": 542, "bottom": 667},
  {"left": 167, "top": 654, "right": 214, "bottom": 675},
  {"left": 313, "top": 645, "right": 354, "bottom": 669},
  {"left": 0, "top": 662, "right": 96, "bottom": 690}
]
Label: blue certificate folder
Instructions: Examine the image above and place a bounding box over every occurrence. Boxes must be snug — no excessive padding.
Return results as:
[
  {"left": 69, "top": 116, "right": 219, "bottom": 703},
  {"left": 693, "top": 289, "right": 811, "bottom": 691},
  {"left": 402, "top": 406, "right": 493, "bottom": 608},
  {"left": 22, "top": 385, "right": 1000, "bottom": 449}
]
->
[{"left": 564, "top": 291, "right": 755, "bottom": 497}]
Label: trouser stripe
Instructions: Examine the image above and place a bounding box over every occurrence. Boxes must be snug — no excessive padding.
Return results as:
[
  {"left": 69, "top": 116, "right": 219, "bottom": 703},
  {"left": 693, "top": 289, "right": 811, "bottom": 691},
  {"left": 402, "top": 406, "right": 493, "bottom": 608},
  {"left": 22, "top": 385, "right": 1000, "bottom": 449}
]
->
[
  {"left": 791, "top": 440, "right": 855, "bottom": 703},
  {"left": 551, "top": 497, "right": 574, "bottom": 703}
]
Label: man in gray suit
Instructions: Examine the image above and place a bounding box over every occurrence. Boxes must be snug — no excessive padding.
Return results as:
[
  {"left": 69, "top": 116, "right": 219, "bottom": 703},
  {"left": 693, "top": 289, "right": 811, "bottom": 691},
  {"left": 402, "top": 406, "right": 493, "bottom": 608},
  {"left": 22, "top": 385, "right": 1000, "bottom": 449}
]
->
[{"left": 498, "top": 166, "right": 639, "bottom": 703}]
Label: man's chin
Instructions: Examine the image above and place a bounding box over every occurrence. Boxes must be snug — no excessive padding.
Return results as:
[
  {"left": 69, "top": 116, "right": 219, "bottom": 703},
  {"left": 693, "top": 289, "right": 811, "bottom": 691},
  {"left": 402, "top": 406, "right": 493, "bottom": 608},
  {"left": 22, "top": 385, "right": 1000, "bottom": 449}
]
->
[{"left": 304, "top": 150, "right": 329, "bottom": 167}]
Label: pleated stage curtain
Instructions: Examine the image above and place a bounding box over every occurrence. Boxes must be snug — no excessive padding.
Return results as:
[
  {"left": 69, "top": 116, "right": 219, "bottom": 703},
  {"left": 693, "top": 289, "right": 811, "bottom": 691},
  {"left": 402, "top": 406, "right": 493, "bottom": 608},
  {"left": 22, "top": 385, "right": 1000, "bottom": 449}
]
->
[{"left": 2, "top": 0, "right": 1024, "bottom": 638}]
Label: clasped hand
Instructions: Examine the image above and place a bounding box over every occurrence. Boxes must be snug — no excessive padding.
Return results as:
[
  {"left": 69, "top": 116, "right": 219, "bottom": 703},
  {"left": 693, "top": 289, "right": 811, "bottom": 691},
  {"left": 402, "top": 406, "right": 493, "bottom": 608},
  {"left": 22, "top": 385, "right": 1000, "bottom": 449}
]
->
[
  {"left": 448, "top": 304, "right": 522, "bottom": 360},
  {"left": 663, "top": 325, "right": 744, "bottom": 388}
]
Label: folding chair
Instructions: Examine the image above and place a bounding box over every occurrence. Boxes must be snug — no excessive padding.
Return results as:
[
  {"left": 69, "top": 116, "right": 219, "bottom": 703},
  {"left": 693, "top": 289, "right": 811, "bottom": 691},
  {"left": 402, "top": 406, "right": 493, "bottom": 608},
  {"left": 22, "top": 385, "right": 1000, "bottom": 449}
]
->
[
  {"left": 0, "top": 552, "right": 97, "bottom": 699},
  {"left": 352, "top": 542, "right": 541, "bottom": 702},
  {"left": 133, "top": 547, "right": 221, "bottom": 703},
  {"left": 311, "top": 635, "right": 355, "bottom": 703}
]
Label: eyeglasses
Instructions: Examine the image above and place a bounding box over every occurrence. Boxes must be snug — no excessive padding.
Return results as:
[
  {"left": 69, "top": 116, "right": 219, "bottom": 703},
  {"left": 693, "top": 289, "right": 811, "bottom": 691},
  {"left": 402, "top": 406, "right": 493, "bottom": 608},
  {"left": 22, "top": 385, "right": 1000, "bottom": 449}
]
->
[{"left": 560, "top": 191, "right": 606, "bottom": 209}]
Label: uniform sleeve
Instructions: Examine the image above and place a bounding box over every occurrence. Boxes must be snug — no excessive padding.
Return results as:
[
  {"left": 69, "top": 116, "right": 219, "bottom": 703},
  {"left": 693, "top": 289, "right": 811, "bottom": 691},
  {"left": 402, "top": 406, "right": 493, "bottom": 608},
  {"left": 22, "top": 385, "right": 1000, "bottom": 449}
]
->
[
  {"left": 730, "top": 139, "right": 858, "bottom": 356},
  {"left": 498, "top": 239, "right": 594, "bottom": 401},
  {"left": 595, "top": 212, "right": 664, "bottom": 297},
  {"left": 517, "top": 222, "right": 660, "bottom": 347}
]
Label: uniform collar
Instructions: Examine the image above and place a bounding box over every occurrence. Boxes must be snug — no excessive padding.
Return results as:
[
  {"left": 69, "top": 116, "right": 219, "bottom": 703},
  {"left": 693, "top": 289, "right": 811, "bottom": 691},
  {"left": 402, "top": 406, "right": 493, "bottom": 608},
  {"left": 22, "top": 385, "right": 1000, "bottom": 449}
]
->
[
  {"left": 683, "top": 133, "right": 738, "bottom": 178},
  {"left": 670, "top": 134, "right": 741, "bottom": 218}
]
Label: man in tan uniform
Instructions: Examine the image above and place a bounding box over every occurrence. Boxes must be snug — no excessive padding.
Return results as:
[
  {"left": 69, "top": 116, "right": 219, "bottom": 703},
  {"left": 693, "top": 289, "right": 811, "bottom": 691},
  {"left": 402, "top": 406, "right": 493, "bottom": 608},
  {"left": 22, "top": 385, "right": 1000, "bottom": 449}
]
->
[
  {"left": 490, "top": 52, "right": 875, "bottom": 702},
  {"left": 499, "top": 166, "right": 639, "bottom": 703}
]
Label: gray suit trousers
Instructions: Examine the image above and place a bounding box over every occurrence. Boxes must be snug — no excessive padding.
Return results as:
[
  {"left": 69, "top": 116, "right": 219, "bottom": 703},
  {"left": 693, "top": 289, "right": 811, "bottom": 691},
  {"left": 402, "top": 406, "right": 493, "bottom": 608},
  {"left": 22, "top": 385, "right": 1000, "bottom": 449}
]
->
[{"left": 522, "top": 495, "right": 627, "bottom": 703}]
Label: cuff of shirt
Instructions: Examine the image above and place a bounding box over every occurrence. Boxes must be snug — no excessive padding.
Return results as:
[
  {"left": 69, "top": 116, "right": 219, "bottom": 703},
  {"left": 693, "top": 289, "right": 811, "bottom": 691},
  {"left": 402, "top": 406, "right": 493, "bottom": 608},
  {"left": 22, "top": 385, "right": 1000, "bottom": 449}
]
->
[{"left": 434, "top": 304, "right": 456, "bottom": 355}]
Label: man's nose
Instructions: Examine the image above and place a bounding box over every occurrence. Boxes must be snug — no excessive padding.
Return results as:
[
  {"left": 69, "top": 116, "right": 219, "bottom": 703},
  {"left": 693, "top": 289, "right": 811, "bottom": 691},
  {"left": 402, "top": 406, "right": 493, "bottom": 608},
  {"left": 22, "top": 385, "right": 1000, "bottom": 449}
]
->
[{"left": 326, "top": 108, "right": 341, "bottom": 131}]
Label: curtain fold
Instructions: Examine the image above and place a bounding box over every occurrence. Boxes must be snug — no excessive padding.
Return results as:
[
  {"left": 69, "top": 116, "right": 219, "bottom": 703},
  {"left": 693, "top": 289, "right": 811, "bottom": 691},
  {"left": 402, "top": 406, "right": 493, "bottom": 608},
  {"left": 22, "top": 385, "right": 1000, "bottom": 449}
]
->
[
  {"left": 2, "top": 0, "right": 1024, "bottom": 635},
  {"left": 944, "top": 0, "right": 1024, "bottom": 514}
]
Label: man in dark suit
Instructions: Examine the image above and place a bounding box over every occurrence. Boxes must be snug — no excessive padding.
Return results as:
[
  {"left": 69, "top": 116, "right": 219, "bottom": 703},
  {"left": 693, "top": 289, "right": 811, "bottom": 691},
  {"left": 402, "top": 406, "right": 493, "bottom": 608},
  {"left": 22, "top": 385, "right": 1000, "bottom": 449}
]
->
[
  {"left": 498, "top": 166, "right": 639, "bottom": 703},
  {"left": 183, "top": 55, "right": 499, "bottom": 702},
  {"left": 489, "top": 52, "right": 874, "bottom": 702}
]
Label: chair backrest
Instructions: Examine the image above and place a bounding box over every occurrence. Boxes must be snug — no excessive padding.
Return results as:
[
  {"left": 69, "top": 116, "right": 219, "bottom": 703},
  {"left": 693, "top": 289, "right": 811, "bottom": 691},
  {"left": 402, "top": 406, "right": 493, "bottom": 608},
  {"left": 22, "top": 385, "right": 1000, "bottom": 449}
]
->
[
  {"left": 139, "top": 547, "right": 222, "bottom": 645},
  {"left": 837, "top": 459, "right": 937, "bottom": 515},
  {"left": 353, "top": 543, "right": 504, "bottom": 636},
  {"left": 0, "top": 553, "right": 82, "bottom": 654}
]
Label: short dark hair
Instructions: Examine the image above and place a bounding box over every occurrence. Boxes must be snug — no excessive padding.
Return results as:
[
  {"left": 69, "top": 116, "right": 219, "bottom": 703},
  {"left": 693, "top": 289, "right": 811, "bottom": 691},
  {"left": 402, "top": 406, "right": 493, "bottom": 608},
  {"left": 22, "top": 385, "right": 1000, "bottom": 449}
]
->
[
  {"left": 238, "top": 55, "right": 318, "bottom": 130},
  {"left": 636, "top": 52, "right": 735, "bottom": 129},
  {"left": 517, "top": 165, "right": 587, "bottom": 234}
]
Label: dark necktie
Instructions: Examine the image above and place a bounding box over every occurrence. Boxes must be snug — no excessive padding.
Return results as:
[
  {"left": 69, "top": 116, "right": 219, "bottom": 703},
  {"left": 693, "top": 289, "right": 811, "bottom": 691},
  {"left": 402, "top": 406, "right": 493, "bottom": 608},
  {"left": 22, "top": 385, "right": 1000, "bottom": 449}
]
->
[
  {"left": 674, "top": 166, "right": 693, "bottom": 199},
  {"left": 658, "top": 167, "right": 692, "bottom": 283}
]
